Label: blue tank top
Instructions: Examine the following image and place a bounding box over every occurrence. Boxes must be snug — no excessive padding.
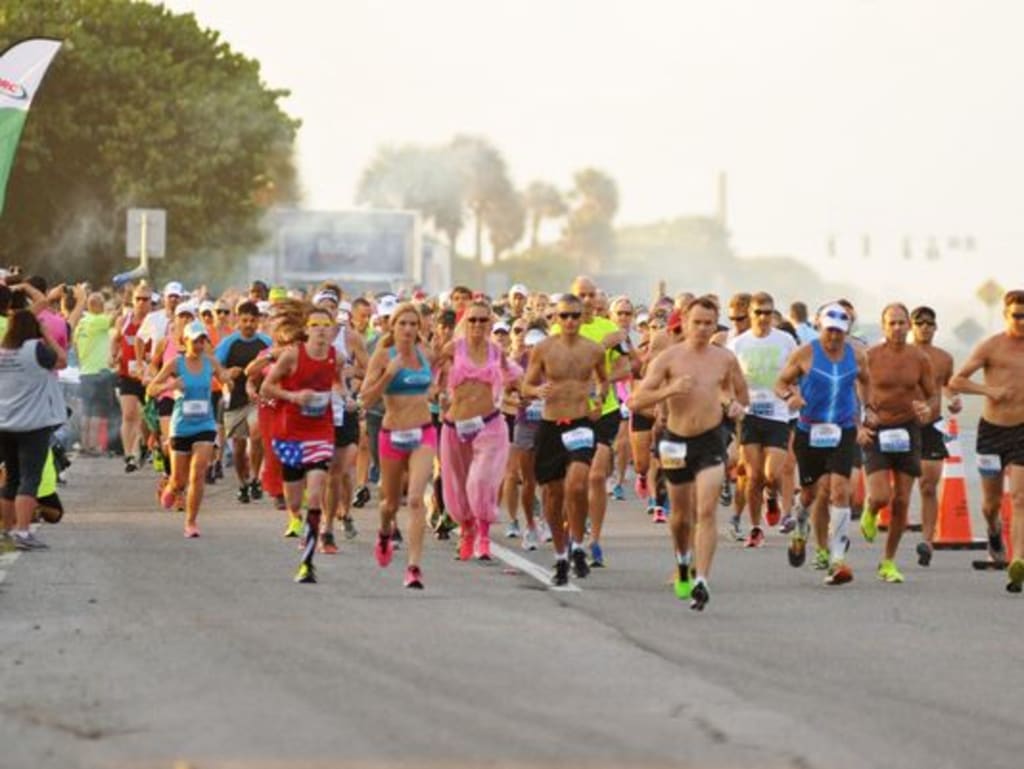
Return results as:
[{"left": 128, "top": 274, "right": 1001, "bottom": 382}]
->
[
  {"left": 384, "top": 346, "right": 432, "bottom": 395},
  {"left": 797, "top": 340, "right": 859, "bottom": 430},
  {"left": 170, "top": 355, "right": 217, "bottom": 437}
]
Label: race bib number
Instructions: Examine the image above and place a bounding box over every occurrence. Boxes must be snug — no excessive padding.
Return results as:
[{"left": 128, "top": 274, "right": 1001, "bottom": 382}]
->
[
  {"left": 658, "top": 440, "right": 688, "bottom": 470},
  {"left": 455, "top": 416, "right": 485, "bottom": 442},
  {"left": 300, "top": 391, "right": 331, "bottom": 418},
  {"left": 750, "top": 391, "right": 774, "bottom": 418},
  {"left": 525, "top": 400, "right": 544, "bottom": 423},
  {"left": 932, "top": 418, "right": 947, "bottom": 438},
  {"left": 561, "top": 426, "right": 595, "bottom": 452},
  {"left": 391, "top": 427, "right": 423, "bottom": 452},
  {"left": 182, "top": 399, "right": 210, "bottom": 418},
  {"left": 331, "top": 392, "right": 346, "bottom": 426},
  {"left": 878, "top": 428, "right": 910, "bottom": 454},
  {"left": 977, "top": 453, "right": 1002, "bottom": 477},
  {"left": 809, "top": 423, "right": 842, "bottom": 449}
]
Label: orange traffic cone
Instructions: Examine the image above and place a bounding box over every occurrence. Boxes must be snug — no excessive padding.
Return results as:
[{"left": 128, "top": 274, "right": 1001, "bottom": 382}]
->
[{"left": 935, "top": 417, "right": 986, "bottom": 550}]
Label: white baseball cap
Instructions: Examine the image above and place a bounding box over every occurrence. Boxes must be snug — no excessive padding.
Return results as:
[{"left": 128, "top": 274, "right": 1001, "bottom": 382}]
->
[
  {"left": 313, "top": 290, "right": 340, "bottom": 306},
  {"left": 523, "top": 328, "right": 547, "bottom": 347},
  {"left": 175, "top": 302, "right": 197, "bottom": 317},
  {"left": 508, "top": 283, "right": 528, "bottom": 298},
  {"left": 375, "top": 295, "right": 399, "bottom": 318},
  {"left": 184, "top": 320, "right": 209, "bottom": 341},
  {"left": 163, "top": 281, "right": 184, "bottom": 297},
  {"left": 819, "top": 303, "right": 851, "bottom": 333},
  {"left": 198, "top": 300, "right": 216, "bottom": 315},
  {"left": 492, "top": 320, "right": 510, "bottom": 334}
]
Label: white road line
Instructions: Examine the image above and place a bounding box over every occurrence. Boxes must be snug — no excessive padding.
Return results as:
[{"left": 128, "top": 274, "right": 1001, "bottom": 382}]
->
[{"left": 490, "top": 542, "right": 581, "bottom": 592}]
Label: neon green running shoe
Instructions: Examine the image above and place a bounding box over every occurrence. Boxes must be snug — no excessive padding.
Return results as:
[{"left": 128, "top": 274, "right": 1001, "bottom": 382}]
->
[
  {"left": 860, "top": 506, "right": 878, "bottom": 543},
  {"left": 813, "top": 547, "right": 830, "bottom": 570},
  {"left": 1007, "top": 559, "right": 1024, "bottom": 594},
  {"left": 283, "top": 515, "right": 304, "bottom": 539},
  {"left": 877, "top": 559, "right": 904, "bottom": 583},
  {"left": 674, "top": 564, "right": 693, "bottom": 600},
  {"left": 294, "top": 562, "right": 316, "bottom": 584}
]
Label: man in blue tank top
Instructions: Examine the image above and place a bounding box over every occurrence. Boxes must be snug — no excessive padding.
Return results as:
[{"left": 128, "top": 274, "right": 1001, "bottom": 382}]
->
[{"left": 776, "top": 303, "right": 872, "bottom": 586}]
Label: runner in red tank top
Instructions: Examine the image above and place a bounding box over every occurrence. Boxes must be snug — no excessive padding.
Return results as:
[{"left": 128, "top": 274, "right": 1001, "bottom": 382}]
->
[{"left": 110, "top": 286, "right": 152, "bottom": 472}]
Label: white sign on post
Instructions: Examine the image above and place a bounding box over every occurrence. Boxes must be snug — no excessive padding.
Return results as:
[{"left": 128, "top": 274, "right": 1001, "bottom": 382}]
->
[{"left": 126, "top": 208, "right": 166, "bottom": 260}]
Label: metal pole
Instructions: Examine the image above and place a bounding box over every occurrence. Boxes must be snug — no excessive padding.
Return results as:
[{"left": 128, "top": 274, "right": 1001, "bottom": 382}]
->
[{"left": 140, "top": 212, "right": 149, "bottom": 276}]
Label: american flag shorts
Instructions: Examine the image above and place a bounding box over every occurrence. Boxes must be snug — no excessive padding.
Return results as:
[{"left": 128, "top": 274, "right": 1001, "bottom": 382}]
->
[{"left": 272, "top": 439, "right": 334, "bottom": 469}]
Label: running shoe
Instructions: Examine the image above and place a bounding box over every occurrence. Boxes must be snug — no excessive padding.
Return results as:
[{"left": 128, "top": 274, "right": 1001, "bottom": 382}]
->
[
  {"left": 764, "top": 494, "right": 781, "bottom": 527},
  {"left": 391, "top": 527, "right": 403, "bottom": 549},
  {"left": 152, "top": 451, "right": 166, "bottom": 474},
  {"left": 12, "top": 531, "right": 48, "bottom": 550},
  {"left": 988, "top": 526, "right": 1006, "bottom": 563},
  {"left": 160, "top": 485, "right": 178, "bottom": 511},
  {"left": 877, "top": 560, "right": 904, "bottom": 583},
  {"left": 374, "top": 531, "right": 394, "bottom": 568},
  {"left": 476, "top": 535, "right": 492, "bottom": 561},
  {"left": 551, "top": 559, "right": 570, "bottom": 587},
  {"left": 916, "top": 541, "right": 933, "bottom": 567},
  {"left": 860, "top": 506, "right": 878, "bottom": 543},
  {"left": 719, "top": 479, "right": 733, "bottom": 507},
  {"left": 787, "top": 533, "right": 807, "bottom": 568},
  {"left": 124, "top": 456, "right": 138, "bottom": 474},
  {"left": 522, "top": 527, "right": 539, "bottom": 551},
  {"left": 208, "top": 465, "right": 220, "bottom": 485},
  {"left": 1006, "top": 559, "right": 1024, "bottom": 594},
  {"left": 728, "top": 513, "right": 743, "bottom": 541},
  {"left": 505, "top": 520, "right": 521, "bottom": 539},
  {"left": 611, "top": 483, "right": 625, "bottom": 501},
  {"left": 652, "top": 507, "right": 668, "bottom": 524},
  {"left": 274, "top": 495, "right": 287, "bottom": 511},
  {"left": 249, "top": 479, "right": 263, "bottom": 501},
  {"left": 634, "top": 474, "right": 649, "bottom": 500},
  {"left": 183, "top": 523, "right": 200, "bottom": 539},
  {"left": 341, "top": 515, "right": 358, "bottom": 540},
  {"left": 824, "top": 561, "right": 853, "bottom": 585},
  {"left": 294, "top": 562, "right": 316, "bottom": 584},
  {"left": 283, "top": 515, "right": 304, "bottom": 538},
  {"left": 404, "top": 565, "right": 424, "bottom": 589},
  {"left": 674, "top": 564, "right": 692, "bottom": 600},
  {"left": 690, "top": 580, "right": 710, "bottom": 611},
  {"left": 745, "top": 526, "right": 765, "bottom": 549},
  {"left": 813, "top": 547, "right": 830, "bottom": 570},
  {"left": 237, "top": 485, "right": 251, "bottom": 504},
  {"left": 319, "top": 531, "right": 339, "bottom": 554},
  {"left": 538, "top": 519, "right": 553, "bottom": 543},
  {"left": 589, "top": 541, "right": 605, "bottom": 568},
  {"left": 458, "top": 524, "right": 475, "bottom": 561},
  {"left": 571, "top": 547, "right": 591, "bottom": 579},
  {"left": 779, "top": 514, "right": 796, "bottom": 534},
  {"left": 352, "top": 485, "right": 371, "bottom": 508},
  {"left": 214, "top": 459, "right": 224, "bottom": 480},
  {"left": 646, "top": 497, "right": 657, "bottom": 516}
]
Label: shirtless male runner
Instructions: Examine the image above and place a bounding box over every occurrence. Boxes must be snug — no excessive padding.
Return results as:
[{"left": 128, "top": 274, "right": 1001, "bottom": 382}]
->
[
  {"left": 630, "top": 296, "right": 748, "bottom": 611},
  {"left": 949, "top": 289, "right": 1024, "bottom": 593},
  {"left": 909, "top": 306, "right": 961, "bottom": 566},
  {"left": 858, "top": 303, "right": 937, "bottom": 583},
  {"left": 522, "top": 294, "right": 608, "bottom": 587}
]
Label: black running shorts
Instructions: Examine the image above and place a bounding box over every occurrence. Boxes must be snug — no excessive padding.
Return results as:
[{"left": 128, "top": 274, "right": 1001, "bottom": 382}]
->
[
  {"left": 739, "top": 415, "right": 791, "bottom": 451},
  {"left": 657, "top": 425, "right": 726, "bottom": 485},
  {"left": 863, "top": 421, "right": 922, "bottom": 478},
  {"left": 534, "top": 418, "right": 595, "bottom": 485},
  {"left": 793, "top": 426, "right": 859, "bottom": 487}
]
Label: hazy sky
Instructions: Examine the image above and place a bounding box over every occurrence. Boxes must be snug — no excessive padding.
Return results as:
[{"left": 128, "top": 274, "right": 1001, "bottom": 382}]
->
[{"left": 161, "top": 0, "right": 1022, "bottom": 303}]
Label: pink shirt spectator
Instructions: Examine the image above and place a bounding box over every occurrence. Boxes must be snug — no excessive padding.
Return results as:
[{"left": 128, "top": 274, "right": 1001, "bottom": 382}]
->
[{"left": 38, "top": 308, "right": 69, "bottom": 352}]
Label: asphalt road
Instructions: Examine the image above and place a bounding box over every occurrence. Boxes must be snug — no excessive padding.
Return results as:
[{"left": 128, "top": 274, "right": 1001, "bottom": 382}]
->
[{"left": 1, "top": 453, "right": 1022, "bottom": 769}]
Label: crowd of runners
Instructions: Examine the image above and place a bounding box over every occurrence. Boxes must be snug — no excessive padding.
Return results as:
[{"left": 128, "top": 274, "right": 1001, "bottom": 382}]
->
[{"left": 2, "top": 270, "right": 1023, "bottom": 609}]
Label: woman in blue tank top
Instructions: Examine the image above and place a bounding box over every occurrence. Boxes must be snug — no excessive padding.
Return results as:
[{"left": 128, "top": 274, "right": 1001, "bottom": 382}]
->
[{"left": 147, "top": 321, "right": 231, "bottom": 538}]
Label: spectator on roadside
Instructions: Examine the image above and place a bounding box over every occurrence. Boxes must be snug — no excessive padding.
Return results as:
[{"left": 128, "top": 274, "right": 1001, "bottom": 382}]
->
[{"left": 73, "top": 293, "right": 115, "bottom": 454}]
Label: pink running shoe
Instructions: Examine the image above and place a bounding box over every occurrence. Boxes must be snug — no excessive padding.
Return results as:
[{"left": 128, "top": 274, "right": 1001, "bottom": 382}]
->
[
  {"left": 161, "top": 485, "right": 178, "bottom": 511},
  {"left": 458, "top": 522, "right": 476, "bottom": 561},
  {"left": 183, "top": 523, "right": 200, "bottom": 538},
  {"left": 476, "top": 534, "right": 492, "bottom": 561},
  {"left": 403, "top": 564, "right": 424, "bottom": 589},
  {"left": 652, "top": 507, "right": 668, "bottom": 524},
  {"left": 634, "top": 474, "right": 649, "bottom": 500},
  {"left": 374, "top": 531, "right": 394, "bottom": 568}
]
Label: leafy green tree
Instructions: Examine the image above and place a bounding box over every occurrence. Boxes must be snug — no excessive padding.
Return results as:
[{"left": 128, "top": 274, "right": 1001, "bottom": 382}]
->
[
  {"left": 566, "top": 167, "right": 619, "bottom": 273},
  {"left": 0, "top": 0, "right": 300, "bottom": 282},
  {"left": 523, "top": 180, "right": 566, "bottom": 249}
]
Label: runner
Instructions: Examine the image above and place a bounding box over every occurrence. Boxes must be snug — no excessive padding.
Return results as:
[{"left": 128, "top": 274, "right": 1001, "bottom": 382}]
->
[
  {"left": 630, "top": 296, "right": 748, "bottom": 610},
  {"left": 857, "top": 303, "right": 937, "bottom": 583},
  {"left": 522, "top": 293, "right": 607, "bottom": 585},
  {"left": 949, "top": 289, "right": 1024, "bottom": 592},
  {"left": 359, "top": 302, "right": 436, "bottom": 589},
  {"left": 775, "top": 303, "right": 872, "bottom": 586},
  {"left": 909, "top": 305, "right": 961, "bottom": 566},
  {"left": 260, "top": 306, "right": 338, "bottom": 583},
  {"left": 609, "top": 296, "right": 641, "bottom": 501},
  {"left": 714, "top": 293, "right": 753, "bottom": 530},
  {"left": 147, "top": 302, "right": 197, "bottom": 492},
  {"left": 146, "top": 320, "right": 231, "bottom": 538},
  {"left": 510, "top": 323, "right": 549, "bottom": 549},
  {"left": 110, "top": 286, "right": 152, "bottom": 472},
  {"left": 727, "top": 292, "right": 798, "bottom": 548},
  {"left": 214, "top": 301, "right": 272, "bottom": 505},
  {"left": 437, "top": 300, "right": 521, "bottom": 561}
]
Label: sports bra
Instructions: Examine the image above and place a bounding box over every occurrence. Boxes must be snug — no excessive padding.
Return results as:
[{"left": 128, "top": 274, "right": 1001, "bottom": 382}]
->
[
  {"left": 448, "top": 339, "right": 504, "bottom": 394},
  {"left": 384, "top": 346, "right": 432, "bottom": 396}
]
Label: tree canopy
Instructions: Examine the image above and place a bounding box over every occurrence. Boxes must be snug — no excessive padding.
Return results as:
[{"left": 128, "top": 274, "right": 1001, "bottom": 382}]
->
[{"left": 0, "top": 0, "right": 300, "bottom": 282}]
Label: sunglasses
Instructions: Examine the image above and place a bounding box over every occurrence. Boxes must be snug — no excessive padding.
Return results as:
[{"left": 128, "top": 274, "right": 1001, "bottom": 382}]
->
[
  {"left": 577, "top": 292, "right": 596, "bottom": 299},
  {"left": 753, "top": 309, "right": 773, "bottom": 317},
  {"left": 216, "top": 309, "right": 230, "bottom": 315},
  {"left": 512, "top": 327, "right": 526, "bottom": 334},
  {"left": 466, "top": 317, "right": 490, "bottom": 325},
  {"left": 306, "top": 319, "right": 334, "bottom": 328},
  {"left": 912, "top": 319, "right": 936, "bottom": 327},
  {"left": 729, "top": 315, "right": 749, "bottom": 322},
  {"left": 133, "top": 296, "right": 151, "bottom": 302},
  {"left": 825, "top": 309, "right": 850, "bottom": 322},
  {"left": 559, "top": 311, "right": 582, "bottom": 320},
  {"left": 616, "top": 310, "right": 634, "bottom": 317}
]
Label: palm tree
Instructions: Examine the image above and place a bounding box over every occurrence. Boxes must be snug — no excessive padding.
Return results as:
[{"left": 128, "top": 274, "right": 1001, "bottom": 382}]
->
[{"left": 523, "top": 180, "right": 567, "bottom": 249}]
